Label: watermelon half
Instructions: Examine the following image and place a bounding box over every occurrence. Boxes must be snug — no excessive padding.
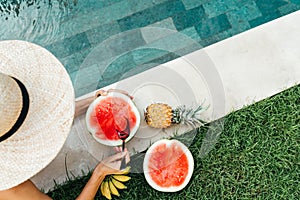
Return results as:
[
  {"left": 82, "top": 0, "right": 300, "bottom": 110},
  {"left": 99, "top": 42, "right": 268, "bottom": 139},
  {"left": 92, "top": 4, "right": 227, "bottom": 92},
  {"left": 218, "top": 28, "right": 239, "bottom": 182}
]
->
[
  {"left": 143, "top": 139, "right": 194, "bottom": 192},
  {"left": 86, "top": 92, "right": 140, "bottom": 146}
]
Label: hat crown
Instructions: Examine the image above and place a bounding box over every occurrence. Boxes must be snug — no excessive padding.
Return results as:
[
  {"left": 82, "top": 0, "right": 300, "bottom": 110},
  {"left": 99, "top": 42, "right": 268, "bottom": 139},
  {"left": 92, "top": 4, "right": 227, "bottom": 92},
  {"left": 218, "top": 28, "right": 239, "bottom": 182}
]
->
[{"left": 0, "top": 73, "right": 23, "bottom": 137}]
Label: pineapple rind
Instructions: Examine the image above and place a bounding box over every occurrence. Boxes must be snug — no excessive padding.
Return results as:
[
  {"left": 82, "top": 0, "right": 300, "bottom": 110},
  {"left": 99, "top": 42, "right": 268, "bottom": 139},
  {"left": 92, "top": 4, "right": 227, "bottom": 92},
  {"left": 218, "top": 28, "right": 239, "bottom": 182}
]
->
[
  {"left": 145, "top": 103, "right": 173, "bottom": 128},
  {"left": 145, "top": 103, "right": 207, "bottom": 129}
]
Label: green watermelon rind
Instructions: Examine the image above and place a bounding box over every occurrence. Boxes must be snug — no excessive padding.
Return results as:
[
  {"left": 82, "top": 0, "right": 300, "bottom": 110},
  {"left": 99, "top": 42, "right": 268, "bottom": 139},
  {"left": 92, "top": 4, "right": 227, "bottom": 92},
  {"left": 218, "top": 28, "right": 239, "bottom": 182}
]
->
[{"left": 143, "top": 139, "right": 194, "bottom": 192}]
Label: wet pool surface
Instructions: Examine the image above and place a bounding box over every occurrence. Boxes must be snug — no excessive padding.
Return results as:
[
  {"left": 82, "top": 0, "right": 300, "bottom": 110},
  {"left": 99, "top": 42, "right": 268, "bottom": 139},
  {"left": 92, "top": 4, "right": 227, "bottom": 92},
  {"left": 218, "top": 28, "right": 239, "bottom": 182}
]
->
[{"left": 1, "top": 0, "right": 299, "bottom": 97}]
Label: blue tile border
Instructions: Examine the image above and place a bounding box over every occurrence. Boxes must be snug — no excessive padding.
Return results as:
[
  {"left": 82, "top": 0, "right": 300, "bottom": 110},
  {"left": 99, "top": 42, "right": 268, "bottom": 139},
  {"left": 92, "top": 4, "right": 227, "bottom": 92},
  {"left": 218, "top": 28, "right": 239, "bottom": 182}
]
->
[
  {"left": 173, "top": 6, "right": 207, "bottom": 31},
  {"left": 195, "top": 14, "right": 231, "bottom": 39},
  {"left": 118, "top": 0, "right": 185, "bottom": 31}
]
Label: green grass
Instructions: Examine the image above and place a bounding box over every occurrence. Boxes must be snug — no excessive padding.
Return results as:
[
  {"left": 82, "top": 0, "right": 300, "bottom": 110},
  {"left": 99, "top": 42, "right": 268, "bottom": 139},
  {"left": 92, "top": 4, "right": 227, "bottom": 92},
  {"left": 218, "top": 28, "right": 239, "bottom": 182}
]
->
[{"left": 47, "top": 84, "right": 300, "bottom": 200}]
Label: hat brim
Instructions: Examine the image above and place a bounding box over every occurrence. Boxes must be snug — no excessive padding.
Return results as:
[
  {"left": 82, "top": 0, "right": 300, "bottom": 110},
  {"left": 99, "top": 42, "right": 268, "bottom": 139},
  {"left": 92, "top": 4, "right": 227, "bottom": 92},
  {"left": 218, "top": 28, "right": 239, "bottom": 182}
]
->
[{"left": 0, "top": 40, "right": 75, "bottom": 191}]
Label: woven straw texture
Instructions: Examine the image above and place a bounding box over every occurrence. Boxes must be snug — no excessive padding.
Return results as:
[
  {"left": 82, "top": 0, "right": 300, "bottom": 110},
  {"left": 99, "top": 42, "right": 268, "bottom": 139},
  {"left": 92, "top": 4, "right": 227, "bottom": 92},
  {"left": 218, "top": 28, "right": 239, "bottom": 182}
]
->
[
  {"left": 0, "top": 40, "right": 75, "bottom": 191},
  {"left": 0, "top": 74, "right": 22, "bottom": 136}
]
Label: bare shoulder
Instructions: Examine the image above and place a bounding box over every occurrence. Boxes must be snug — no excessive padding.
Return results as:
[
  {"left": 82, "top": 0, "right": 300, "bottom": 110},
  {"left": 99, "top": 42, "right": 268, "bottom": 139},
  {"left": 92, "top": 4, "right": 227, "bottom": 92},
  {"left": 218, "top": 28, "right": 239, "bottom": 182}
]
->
[{"left": 0, "top": 180, "right": 52, "bottom": 200}]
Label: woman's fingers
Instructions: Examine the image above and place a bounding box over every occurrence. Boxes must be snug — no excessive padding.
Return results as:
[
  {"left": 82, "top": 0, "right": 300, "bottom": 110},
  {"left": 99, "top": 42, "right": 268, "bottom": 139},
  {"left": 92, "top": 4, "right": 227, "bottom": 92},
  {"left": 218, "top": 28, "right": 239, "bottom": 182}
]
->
[
  {"left": 98, "top": 149, "right": 131, "bottom": 175},
  {"left": 114, "top": 146, "right": 128, "bottom": 153},
  {"left": 125, "top": 151, "right": 130, "bottom": 164},
  {"left": 95, "top": 89, "right": 106, "bottom": 98},
  {"left": 101, "top": 148, "right": 129, "bottom": 165},
  {"left": 105, "top": 151, "right": 127, "bottom": 163},
  {"left": 113, "top": 147, "right": 130, "bottom": 164},
  {"left": 114, "top": 146, "right": 122, "bottom": 153}
]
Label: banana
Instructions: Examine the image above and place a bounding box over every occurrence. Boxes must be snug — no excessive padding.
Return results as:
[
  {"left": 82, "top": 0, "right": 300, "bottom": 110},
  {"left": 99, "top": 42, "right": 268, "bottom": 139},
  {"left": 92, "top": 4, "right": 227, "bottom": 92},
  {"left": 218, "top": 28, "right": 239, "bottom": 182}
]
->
[
  {"left": 100, "top": 181, "right": 105, "bottom": 197},
  {"left": 121, "top": 166, "right": 131, "bottom": 175},
  {"left": 99, "top": 169, "right": 131, "bottom": 199},
  {"left": 108, "top": 178, "right": 120, "bottom": 196},
  {"left": 112, "top": 174, "right": 131, "bottom": 182},
  {"left": 111, "top": 178, "right": 127, "bottom": 189},
  {"left": 102, "top": 181, "right": 112, "bottom": 200}
]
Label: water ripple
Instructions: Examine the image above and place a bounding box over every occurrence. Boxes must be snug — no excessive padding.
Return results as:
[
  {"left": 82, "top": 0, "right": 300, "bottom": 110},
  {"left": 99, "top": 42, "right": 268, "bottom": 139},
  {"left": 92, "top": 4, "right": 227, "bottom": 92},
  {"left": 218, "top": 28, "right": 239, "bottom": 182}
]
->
[{"left": 0, "top": 0, "right": 76, "bottom": 45}]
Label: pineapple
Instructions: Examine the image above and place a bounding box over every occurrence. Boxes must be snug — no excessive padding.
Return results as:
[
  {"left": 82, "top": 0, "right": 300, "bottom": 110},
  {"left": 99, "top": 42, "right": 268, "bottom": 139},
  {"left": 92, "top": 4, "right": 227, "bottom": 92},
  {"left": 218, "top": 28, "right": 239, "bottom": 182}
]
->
[{"left": 144, "top": 103, "right": 207, "bottom": 128}]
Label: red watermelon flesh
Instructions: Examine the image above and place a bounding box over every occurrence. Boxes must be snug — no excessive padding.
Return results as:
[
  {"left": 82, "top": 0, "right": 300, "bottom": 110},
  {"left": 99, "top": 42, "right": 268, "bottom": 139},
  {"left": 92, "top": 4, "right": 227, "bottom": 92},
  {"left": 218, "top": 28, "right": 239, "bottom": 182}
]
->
[
  {"left": 148, "top": 142, "right": 189, "bottom": 187},
  {"left": 89, "top": 97, "right": 137, "bottom": 140}
]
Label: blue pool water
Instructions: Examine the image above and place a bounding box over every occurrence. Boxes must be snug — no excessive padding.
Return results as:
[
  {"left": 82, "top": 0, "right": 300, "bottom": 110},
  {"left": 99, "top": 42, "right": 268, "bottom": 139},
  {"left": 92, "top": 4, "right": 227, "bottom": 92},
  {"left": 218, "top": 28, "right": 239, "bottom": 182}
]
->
[{"left": 1, "top": 0, "right": 300, "bottom": 97}]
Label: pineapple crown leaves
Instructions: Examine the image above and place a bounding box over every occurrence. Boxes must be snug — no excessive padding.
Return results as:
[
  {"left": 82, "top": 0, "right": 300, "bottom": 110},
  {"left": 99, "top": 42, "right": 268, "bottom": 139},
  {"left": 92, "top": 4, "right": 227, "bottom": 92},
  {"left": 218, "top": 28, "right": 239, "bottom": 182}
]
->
[{"left": 175, "top": 104, "right": 208, "bottom": 128}]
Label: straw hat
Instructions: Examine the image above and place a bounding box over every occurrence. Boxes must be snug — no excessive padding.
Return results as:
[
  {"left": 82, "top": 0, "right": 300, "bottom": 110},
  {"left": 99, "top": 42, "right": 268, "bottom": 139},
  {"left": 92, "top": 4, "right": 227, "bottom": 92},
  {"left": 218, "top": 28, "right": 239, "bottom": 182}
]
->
[{"left": 0, "top": 40, "right": 75, "bottom": 191}]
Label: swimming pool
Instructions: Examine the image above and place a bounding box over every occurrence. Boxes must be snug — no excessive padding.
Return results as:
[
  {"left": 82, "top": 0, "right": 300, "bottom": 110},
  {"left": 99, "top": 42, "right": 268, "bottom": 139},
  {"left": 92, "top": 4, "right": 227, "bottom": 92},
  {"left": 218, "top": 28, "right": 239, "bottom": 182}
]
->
[{"left": 1, "top": 0, "right": 299, "bottom": 97}]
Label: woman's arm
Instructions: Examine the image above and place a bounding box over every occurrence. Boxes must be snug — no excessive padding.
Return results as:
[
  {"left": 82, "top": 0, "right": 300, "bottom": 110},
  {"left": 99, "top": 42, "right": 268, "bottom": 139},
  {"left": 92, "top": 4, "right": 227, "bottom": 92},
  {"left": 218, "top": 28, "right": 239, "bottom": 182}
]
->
[
  {"left": 0, "top": 149, "right": 129, "bottom": 200},
  {"left": 74, "top": 90, "right": 104, "bottom": 117},
  {"left": 74, "top": 96, "right": 95, "bottom": 118},
  {"left": 76, "top": 149, "right": 129, "bottom": 200},
  {"left": 0, "top": 180, "right": 52, "bottom": 200},
  {"left": 75, "top": 169, "right": 106, "bottom": 200}
]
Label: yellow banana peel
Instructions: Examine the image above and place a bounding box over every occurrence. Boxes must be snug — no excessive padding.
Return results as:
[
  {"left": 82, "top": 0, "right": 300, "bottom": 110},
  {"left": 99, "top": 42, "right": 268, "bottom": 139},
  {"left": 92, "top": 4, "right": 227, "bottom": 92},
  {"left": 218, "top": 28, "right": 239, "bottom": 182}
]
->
[
  {"left": 121, "top": 166, "right": 131, "bottom": 175},
  {"left": 99, "top": 168, "right": 131, "bottom": 199},
  {"left": 112, "top": 175, "right": 131, "bottom": 182},
  {"left": 111, "top": 178, "right": 127, "bottom": 189},
  {"left": 102, "top": 181, "right": 112, "bottom": 200},
  {"left": 100, "top": 181, "right": 105, "bottom": 197},
  {"left": 108, "top": 179, "right": 120, "bottom": 196}
]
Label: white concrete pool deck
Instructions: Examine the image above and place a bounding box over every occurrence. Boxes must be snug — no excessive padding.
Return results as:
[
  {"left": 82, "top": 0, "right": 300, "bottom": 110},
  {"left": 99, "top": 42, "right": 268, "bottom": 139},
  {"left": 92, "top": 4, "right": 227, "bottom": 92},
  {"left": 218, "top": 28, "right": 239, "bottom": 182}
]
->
[{"left": 32, "top": 10, "right": 300, "bottom": 192}]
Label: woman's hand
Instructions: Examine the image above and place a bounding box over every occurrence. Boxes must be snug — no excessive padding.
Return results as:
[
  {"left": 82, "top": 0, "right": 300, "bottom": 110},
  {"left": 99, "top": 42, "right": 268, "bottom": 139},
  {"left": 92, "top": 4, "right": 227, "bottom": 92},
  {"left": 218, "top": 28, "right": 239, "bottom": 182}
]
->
[
  {"left": 76, "top": 148, "right": 130, "bottom": 200},
  {"left": 94, "top": 147, "right": 130, "bottom": 177}
]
